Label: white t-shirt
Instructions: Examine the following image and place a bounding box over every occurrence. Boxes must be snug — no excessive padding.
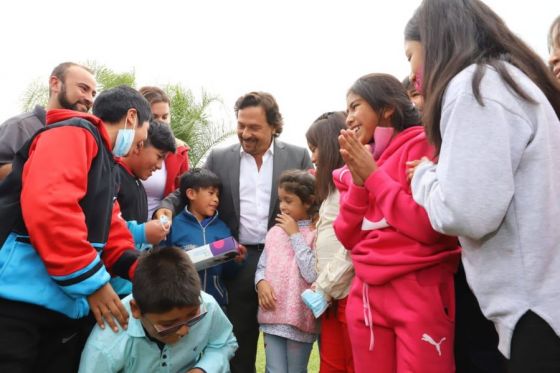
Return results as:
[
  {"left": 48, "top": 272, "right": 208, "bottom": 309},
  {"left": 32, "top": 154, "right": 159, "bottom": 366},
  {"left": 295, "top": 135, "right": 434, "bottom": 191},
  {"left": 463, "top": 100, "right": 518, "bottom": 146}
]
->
[{"left": 141, "top": 161, "right": 167, "bottom": 220}]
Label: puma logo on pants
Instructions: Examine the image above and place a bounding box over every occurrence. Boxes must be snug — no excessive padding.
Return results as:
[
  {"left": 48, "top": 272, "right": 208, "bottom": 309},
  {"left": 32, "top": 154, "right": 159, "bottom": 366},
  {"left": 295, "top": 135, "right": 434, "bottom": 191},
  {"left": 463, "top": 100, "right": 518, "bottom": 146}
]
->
[{"left": 421, "top": 333, "right": 446, "bottom": 356}]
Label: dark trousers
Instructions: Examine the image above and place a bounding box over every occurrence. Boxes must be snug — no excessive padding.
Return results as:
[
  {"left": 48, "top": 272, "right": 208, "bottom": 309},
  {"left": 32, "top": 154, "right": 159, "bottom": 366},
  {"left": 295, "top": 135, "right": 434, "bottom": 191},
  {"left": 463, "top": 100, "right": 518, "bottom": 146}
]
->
[
  {"left": 509, "top": 310, "right": 560, "bottom": 373},
  {"left": 0, "top": 298, "right": 94, "bottom": 373},
  {"left": 454, "top": 263, "right": 507, "bottom": 373},
  {"left": 226, "top": 244, "right": 263, "bottom": 373}
]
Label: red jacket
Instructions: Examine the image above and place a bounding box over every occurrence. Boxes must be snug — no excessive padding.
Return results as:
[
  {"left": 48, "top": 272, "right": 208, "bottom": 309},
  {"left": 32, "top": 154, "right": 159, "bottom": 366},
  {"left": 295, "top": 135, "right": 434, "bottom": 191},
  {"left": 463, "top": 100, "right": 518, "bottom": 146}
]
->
[
  {"left": 164, "top": 144, "right": 189, "bottom": 196},
  {"left": 333, "top": 126, "right": 460, "bottom": 285},
  {"left": 21, "top": 109, "right": 138, "bottom": 281}
]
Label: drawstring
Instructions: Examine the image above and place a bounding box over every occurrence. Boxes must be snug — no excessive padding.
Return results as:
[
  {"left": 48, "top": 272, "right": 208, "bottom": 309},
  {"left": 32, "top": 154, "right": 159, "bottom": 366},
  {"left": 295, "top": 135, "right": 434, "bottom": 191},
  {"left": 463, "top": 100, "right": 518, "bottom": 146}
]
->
[{"left": 362, "top": 282, "right": 374, "bottom": 351}]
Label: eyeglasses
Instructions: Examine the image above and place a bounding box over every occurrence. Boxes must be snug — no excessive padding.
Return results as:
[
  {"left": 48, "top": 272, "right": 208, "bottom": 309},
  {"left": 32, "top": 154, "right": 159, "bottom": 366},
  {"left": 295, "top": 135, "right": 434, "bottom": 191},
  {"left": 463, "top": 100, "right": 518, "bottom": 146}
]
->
[{"left": 147, "top": 302, "right": 208, "bottom": 337}]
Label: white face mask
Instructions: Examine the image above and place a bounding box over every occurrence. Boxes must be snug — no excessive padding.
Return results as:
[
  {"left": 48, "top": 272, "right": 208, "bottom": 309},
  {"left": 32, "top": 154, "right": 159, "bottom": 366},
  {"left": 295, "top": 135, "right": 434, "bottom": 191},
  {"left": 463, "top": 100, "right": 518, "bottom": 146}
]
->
[{"left": 112, "top": 118, "right": 136, "bottom": 157}]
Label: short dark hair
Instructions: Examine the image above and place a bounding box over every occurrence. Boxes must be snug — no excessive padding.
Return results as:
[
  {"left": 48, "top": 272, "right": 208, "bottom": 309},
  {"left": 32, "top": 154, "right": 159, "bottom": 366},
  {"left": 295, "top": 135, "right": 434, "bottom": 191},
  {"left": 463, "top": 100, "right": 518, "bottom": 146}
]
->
[
  {"left": 179, "top": 168, "right": 222, "bottom": 206},
  {"left": 50, "top": 62, "right": 93, "bottom": 82},
  {"left": 349, "top": 73, "right": 421, "bottom": 133},
  {"left": 132, "top": 246, "right": 201, "bottom": 314},
  {"left": 145, "top": 120, "right": 176, "bottom": 153},
  {"left": 139, "top": 86, "right": 170, "bottom": 105},
  {"left": 278, "top": 169, "right": 319, "bottom": 218},
  {"left": 92, "top": 85, "right": 151, "bottom": 126},
  {"left": 234, "top": 92, "right": 283, "bottom": 137},
  {"left": 305, "top": 112, "right": 346, "bottom": 203},
  {"left": 49, "top": 62, "right": 94, "bottom": 97}
]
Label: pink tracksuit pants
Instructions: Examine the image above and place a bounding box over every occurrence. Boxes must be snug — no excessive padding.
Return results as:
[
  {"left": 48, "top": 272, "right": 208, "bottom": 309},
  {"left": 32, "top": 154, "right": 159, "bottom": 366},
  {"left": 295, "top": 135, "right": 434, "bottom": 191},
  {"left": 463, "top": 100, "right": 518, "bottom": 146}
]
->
[{"left": 345, "top": 265, "right": 455, "bottom": 373}]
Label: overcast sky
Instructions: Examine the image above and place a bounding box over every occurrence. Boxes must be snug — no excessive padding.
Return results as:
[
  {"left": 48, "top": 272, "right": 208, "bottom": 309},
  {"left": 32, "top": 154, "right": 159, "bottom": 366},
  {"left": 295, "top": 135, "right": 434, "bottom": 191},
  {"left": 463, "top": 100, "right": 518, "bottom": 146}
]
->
[{"left": 1, "top": 0, "right": 558, "bottom": 149}]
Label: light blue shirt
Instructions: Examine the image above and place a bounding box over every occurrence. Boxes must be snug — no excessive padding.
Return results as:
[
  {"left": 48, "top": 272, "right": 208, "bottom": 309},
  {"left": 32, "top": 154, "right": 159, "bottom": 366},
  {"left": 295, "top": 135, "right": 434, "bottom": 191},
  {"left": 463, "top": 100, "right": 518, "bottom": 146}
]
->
[{"left": 79, "top": 292, "right": 237, "bottom": 373}]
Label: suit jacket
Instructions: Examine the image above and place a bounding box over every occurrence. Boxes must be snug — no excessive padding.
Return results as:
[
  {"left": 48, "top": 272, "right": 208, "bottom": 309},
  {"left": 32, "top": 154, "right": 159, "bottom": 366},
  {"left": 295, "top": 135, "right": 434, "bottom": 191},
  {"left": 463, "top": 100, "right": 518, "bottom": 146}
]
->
[{"left": 160, "top": 139, "right": 313, "bottom": 240}]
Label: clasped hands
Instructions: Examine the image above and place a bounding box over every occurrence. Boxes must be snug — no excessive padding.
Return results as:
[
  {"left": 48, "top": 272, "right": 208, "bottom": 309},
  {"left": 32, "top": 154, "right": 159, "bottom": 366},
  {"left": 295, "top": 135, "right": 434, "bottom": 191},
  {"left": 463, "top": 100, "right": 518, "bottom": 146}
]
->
[
  {"left": 338, "top": 129, "right": 377, "bottom": 186},
  {"left": 339, "top": 129, "right": 431, "bottom": 184}
]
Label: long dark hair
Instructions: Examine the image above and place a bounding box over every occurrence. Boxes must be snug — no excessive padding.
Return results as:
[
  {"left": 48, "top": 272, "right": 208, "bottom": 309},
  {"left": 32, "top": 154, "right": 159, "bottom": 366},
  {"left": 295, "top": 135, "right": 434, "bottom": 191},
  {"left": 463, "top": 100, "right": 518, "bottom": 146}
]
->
[
  {"left": 405, "top": 0, "right": 560, "bottom": 153},
  {"left": 305, "top": 112, "right": 346, "bottom": 203},
  {"left": 549, "top": 15, "right": 560, "bottom": 52},
  {"left": 348, "top": 73, "right": 421, "bottom": 133}
]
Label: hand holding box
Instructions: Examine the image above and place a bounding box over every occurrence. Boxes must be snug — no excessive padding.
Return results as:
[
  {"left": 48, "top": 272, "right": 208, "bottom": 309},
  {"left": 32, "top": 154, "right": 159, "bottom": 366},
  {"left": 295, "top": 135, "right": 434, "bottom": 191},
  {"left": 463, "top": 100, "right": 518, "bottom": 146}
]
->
[{"left": 184, "top": 237, "right": 240, "bottom": 271}]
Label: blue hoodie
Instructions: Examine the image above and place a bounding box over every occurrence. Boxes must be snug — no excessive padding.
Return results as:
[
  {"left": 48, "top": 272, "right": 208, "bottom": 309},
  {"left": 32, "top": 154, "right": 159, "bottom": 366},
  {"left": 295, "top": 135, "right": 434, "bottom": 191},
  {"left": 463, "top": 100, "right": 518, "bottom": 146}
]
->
[{"left": 164, "top": 208, "right": 239, "bottom": 307}]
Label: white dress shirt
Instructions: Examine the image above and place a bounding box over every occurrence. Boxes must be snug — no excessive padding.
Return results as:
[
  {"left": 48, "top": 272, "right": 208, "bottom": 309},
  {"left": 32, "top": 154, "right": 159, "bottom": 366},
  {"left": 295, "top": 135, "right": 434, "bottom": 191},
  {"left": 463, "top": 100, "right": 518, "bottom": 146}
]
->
[{"left": 238, "top": 143, "right": 274, "bottom": 244}]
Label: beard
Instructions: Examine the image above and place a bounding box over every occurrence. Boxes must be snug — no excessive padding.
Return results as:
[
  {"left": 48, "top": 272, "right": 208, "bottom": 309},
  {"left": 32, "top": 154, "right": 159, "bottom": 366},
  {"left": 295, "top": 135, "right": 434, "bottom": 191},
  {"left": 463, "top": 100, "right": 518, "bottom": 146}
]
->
[{"left": 58, "top": 83, "right": 91, "bottom": 112}]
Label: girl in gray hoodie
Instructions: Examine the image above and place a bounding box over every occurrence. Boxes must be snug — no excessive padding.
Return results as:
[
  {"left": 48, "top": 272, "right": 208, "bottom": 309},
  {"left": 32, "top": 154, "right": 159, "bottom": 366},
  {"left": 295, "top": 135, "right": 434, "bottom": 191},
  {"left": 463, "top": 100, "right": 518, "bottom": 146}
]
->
[{"left": 405, "top": 0, "right": 560, "bottom": 372}]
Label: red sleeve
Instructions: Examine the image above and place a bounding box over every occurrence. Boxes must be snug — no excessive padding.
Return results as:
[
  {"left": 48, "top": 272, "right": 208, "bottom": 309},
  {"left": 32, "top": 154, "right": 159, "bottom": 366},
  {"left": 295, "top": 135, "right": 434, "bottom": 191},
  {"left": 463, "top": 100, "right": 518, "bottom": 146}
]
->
[
  {"left": 164, "top": 146, "right": 190, "bottom": 195},
  {"left": 101, "top": 200, "right": 139, "bottom": 281},
  {"left": 180, "top": 146, "right": 189, "bottom": 173},
  {"left": 364, "top": 139, "right": 442, "bottom": 244},
  {"left": 175, "top": 146, "right": 189, "bottom": 188},
  {"left": 21, "top": 126, "right": 99, "bottom": 276}
]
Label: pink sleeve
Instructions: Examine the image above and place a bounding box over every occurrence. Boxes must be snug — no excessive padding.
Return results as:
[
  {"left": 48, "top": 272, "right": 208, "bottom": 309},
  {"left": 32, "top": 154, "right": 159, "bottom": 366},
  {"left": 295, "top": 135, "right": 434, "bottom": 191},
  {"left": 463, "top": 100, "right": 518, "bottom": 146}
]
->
[
  {"left": 332, "top": 166, "right": 352, "bottom": 201},
  {"left": 333, "top": 183, "right": 369, "bottom": 251},
  {"left": 364, "top": 140, "right": 442, "bottom": 244}
]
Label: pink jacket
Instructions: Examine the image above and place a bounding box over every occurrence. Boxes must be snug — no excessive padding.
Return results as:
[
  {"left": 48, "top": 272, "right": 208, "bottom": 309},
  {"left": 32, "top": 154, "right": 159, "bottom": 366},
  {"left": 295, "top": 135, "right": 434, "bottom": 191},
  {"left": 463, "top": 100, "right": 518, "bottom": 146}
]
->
[
  {"left": 333, "top": 126, "right": 460, "bottom": 285},
  {"left": 258, "top": 225, "right": 318, "bottom": 334}
]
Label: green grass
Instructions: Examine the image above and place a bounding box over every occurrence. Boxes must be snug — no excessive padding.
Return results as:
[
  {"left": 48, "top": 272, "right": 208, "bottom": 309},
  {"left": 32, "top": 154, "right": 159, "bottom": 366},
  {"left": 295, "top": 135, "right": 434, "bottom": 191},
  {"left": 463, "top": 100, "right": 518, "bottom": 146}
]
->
[{"left": 256, "top": 332, "right": 320, "bottom": 372}]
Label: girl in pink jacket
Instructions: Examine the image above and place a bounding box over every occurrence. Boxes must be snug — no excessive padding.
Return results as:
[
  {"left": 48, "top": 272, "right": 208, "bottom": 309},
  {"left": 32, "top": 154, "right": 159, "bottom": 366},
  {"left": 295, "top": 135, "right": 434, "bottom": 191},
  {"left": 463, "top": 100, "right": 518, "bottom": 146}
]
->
[
  {"left": 334, "top": 73, "right": 460, "bottom": 373},
  {"left": 255, "top": 170, "right": 320, "bottom": 372}
]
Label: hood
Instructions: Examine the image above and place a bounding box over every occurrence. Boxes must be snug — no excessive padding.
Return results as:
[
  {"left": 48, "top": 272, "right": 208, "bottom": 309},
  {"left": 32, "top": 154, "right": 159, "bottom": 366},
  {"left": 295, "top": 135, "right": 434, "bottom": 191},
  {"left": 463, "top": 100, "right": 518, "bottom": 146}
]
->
[
  {"left": 376, "top": 125, "right": 428, "bottom": 163},
  {"left": 46, "top": 109, "right": 112, "bottom": 151}
]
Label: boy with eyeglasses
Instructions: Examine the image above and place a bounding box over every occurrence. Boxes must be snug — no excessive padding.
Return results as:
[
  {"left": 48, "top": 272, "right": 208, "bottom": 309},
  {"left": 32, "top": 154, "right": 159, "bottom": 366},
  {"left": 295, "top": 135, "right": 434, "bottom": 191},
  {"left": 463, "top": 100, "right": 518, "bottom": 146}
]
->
[{"left": 78, "top": 246, "right": 238, "bottom": 373}]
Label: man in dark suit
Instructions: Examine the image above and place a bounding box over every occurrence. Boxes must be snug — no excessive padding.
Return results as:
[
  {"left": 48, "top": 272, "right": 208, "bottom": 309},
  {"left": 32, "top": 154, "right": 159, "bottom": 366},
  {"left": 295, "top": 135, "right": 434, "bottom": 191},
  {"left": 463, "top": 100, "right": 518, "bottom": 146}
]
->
[{"left": 156, "top": 91, "right": 313, "bottom": 373}]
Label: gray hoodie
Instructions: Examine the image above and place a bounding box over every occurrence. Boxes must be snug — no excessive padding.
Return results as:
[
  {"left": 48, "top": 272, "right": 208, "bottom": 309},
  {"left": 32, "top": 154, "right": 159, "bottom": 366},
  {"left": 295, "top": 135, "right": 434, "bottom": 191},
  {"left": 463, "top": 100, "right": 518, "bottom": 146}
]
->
[{"left": 412, "top": 63, "right": 560, "bottom": 358}]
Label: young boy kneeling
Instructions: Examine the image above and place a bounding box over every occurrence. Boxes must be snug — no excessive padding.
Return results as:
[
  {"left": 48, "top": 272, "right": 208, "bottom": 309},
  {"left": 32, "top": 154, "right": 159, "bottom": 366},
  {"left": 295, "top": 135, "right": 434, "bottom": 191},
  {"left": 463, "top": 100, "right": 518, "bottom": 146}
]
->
[{"left": 79, "top": 247, "right": 238, "bottom": 373}]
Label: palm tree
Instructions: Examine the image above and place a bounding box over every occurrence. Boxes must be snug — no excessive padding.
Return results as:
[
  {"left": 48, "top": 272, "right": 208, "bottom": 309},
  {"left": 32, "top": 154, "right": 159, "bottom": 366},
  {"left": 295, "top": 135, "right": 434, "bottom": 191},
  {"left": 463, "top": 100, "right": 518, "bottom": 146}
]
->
[
  {"left": 165, "top": 84, "right": 234, "bottom": 167},
  {"left": 86, "top": 61, "right": 136, "bottom": 91},
  {"left": 21, "top": 79, "right": 49, "bottom": 112},
  {"left": 19, "top": 63, "right": 234, "bottom": 165}
]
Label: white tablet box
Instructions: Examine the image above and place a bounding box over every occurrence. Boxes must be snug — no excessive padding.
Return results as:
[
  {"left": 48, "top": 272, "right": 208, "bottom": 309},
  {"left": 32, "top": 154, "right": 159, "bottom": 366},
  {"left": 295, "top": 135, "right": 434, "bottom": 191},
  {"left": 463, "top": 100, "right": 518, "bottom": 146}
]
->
[{"left": 184, "top": 236, "right": 240, "bottom": 271}]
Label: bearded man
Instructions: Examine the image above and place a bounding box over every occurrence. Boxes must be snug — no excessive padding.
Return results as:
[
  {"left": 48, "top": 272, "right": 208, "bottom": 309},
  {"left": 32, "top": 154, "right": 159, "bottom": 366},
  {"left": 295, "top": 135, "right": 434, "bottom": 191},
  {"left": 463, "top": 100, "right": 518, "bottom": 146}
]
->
[{"left": 0, "top": 62, "right": 97, "bottom": 180}]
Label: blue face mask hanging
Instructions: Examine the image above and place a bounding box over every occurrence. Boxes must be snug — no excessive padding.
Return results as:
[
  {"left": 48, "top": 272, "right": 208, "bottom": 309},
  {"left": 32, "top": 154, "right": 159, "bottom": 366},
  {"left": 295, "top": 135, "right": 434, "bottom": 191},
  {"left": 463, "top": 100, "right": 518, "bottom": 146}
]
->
[
  {"left": 112, "top": 119, "right": 135, "bottom": 157},
  {"left": 301, "top": 288, "right": 328, "bottom": 318}
]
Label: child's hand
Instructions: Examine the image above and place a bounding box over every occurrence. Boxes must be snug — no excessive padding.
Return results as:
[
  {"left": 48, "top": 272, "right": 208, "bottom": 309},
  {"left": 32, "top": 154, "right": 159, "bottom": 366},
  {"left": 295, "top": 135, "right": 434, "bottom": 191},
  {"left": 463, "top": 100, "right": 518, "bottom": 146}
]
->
[
  {"left": 186, "top": 369, "right": 205, "bottom": 373},
  {"left": 154, "top": 208, "right": 173, "bottom": 227},
  {"left": 145, "top": 219, "right": 169, "bottom": 245},
  {"left": 406, "top": 157, "right": 430, "bottom": 182},
  {"left": 87, "top": 283, "right": 129, "bottom": 332},
  {"left": 257, "top": 280, "right": 277, "bottom": 311},
  {"left": 235, "top": 244, "right": 247, "bottom": 263},
  {"left": 275, "top": 213, "right": 299, "bottom": 236},
  {"left": 339, "top": 129, "right": 377, "bottom": 186}
]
